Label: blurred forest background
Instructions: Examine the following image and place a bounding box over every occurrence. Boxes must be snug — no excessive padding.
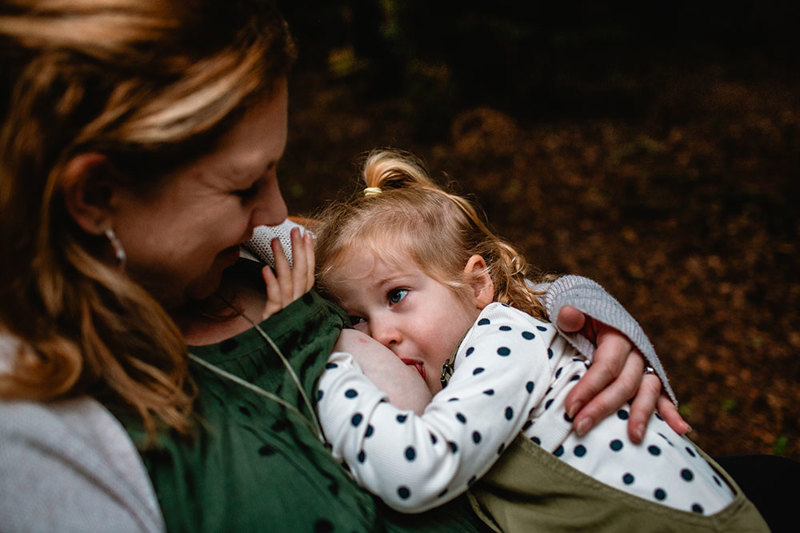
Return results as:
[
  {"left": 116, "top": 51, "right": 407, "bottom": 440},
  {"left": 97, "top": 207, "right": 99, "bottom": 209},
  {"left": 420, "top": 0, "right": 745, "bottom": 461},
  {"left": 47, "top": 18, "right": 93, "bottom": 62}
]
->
[{"left": 275, "top": 1, "right": 800, "bottom": 460}]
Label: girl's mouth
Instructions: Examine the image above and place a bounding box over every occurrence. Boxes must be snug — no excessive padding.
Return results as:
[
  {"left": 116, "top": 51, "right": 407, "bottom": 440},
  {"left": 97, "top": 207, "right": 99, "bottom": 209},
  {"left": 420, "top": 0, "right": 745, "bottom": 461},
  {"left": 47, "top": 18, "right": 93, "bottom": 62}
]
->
[{"left": 401, "top": 358, "right": 426, "bottom": 381}]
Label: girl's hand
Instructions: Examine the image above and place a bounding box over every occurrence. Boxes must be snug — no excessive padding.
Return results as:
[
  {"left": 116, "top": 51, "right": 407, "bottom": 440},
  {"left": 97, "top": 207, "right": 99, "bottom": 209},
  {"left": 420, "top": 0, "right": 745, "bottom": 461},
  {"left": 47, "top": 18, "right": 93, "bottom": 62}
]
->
[
  {"left": 261, "top": 227, "right": 315, "bottom": 320},
  {"left": 557, "top": 305, "right": 691, "bottom": 443}
]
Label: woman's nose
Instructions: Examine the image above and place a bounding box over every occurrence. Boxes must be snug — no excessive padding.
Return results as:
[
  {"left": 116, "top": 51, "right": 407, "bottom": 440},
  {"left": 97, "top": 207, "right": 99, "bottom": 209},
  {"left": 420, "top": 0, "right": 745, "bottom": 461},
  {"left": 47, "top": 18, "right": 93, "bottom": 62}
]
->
[{"left": 251, "top": 177, "right": 288, "bottom": 228}]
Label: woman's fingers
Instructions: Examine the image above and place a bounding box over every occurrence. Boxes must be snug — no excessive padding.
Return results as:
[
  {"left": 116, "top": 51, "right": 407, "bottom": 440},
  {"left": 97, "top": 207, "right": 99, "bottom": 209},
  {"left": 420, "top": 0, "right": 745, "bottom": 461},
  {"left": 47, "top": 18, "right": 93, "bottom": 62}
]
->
[
  {"left": 555, "top": 305, "right": 588, "bottom": 335},
  {"left": 289, "top": 228, "right": 310, "bottom": 299},
  {"left": 271, "top": 237, "right": 293, "bottom": 303},
  {"left": 657, "top": 393, "right": 691, "bottom": 435},
  {"left": 565, "top": 326, "right": 633, "bottom": 421},
  {"left": 304, "top": 232, "right": 315, "bottom": 289},
  {"left": 627, "top": 372, "right": 661, "bottom": 443}
]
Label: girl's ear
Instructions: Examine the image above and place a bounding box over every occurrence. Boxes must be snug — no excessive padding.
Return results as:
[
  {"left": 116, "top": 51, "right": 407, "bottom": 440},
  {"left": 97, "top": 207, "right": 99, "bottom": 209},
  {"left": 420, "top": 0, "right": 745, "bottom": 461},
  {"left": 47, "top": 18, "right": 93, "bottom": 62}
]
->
[
  {"left": 464, "top": 254, "right": 494, "bottom": 310},
  {"left": 61, "top": 153, "right": 118, "bottom": 235}
]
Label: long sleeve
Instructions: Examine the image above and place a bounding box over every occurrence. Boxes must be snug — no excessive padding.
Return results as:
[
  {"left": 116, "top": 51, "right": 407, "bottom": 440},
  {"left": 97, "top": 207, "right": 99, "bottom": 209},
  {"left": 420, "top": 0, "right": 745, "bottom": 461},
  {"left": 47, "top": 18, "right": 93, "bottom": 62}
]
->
[
  {"left": 317, "top": 303, "right": 557, "bottom": 513},
  {"left": 540, "top": 274, "right": 676, "bottom": 404},
  {"left": 0, "top": 397, "right": 165, "bottom": 533}
]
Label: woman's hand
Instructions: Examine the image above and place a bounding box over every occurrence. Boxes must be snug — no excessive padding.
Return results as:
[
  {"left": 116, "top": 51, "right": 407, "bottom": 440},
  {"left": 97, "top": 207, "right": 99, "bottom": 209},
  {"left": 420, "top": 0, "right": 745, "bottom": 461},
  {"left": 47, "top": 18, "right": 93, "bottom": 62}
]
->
[
  {"left": 557, "top": 305, "right": 690, "bottom": 443},
  {"left": 261, "top": 227, "right": 315, "bottom": 320}
]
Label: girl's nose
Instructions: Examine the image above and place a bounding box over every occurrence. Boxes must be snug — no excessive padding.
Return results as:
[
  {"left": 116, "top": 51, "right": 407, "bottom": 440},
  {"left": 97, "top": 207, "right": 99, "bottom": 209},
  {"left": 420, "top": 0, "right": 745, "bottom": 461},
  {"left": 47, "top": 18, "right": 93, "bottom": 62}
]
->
[{"left": 370, "top": 317, "right": 401, "bottom": 350}]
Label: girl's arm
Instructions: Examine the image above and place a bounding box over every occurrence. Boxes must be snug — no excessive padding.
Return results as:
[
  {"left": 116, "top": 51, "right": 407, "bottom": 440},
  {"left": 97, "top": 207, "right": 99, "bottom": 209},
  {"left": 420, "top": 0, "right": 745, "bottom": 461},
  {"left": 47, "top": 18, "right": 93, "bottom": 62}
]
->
[{"left": 317, "top": 305, "right": 552, "bottom": 513}]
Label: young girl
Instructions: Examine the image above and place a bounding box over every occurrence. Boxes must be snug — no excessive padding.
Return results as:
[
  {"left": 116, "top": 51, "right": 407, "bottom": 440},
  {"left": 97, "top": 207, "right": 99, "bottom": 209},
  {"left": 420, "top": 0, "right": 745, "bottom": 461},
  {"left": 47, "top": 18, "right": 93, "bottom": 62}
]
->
[{"left": 292, "top": 149, "right": 767, "bottom": 532}]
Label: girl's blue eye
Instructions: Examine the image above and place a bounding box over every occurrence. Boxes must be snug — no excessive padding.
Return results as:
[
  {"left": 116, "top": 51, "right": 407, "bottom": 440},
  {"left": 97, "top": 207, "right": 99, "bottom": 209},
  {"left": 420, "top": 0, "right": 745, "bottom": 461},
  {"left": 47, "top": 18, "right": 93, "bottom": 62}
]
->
[{"left": 387, "top": 289, "right": 408, "bottom": 305}]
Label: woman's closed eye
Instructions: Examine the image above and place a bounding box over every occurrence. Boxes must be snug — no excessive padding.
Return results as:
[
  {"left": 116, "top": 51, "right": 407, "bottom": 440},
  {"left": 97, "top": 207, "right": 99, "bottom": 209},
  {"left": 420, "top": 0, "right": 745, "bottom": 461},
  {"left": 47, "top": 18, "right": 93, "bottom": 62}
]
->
[
  {"left": 234, "top": 180, "right": 261, "bottom": 200},
  {"left": 387, "top": 288, "right": 408, "bottom": 305}
]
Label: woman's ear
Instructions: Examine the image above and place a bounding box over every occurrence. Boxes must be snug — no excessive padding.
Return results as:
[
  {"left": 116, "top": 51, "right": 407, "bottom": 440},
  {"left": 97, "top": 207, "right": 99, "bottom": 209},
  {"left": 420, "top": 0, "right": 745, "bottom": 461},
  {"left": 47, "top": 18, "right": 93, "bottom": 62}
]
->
[
  {"left": 61, "top": 153, "right": 117, "bottom": 235},
  {"left": 464, "top": 254, "right": 494, "bottom": 310}
]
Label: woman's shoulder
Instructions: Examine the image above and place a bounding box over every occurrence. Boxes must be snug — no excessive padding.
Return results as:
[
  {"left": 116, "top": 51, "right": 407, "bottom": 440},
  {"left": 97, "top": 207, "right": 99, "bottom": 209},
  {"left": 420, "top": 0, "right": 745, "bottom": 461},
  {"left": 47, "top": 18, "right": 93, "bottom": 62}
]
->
[{"left": 0, "top": 395, "right": 165, "bottom": 532}]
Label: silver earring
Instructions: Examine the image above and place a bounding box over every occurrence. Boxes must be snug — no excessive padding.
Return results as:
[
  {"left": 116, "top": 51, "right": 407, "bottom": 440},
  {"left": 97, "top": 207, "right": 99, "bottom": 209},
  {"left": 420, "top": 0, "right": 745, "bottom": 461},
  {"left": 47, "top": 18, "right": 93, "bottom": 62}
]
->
[{"left": 104, "top": 227, "right": 127, "bottom": 269}]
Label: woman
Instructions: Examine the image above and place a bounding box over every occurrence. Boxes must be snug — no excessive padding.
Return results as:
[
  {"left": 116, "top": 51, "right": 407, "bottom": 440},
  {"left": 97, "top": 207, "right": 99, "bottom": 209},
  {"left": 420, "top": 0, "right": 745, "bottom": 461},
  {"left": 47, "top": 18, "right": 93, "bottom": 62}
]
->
[{"left": 0, "top": 1, "right": 686, "bottom": 531}]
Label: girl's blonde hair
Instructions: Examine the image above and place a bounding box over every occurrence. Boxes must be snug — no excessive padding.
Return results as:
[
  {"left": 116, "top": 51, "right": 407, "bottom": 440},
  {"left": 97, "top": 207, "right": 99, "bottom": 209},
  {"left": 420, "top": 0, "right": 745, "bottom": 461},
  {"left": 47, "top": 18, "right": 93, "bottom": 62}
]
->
[
  {"left": 0, "top": 0, "right": 295, "bottom": 436},
  {"left": 314, "top": 149, "right": 555, "bottom": 319}
]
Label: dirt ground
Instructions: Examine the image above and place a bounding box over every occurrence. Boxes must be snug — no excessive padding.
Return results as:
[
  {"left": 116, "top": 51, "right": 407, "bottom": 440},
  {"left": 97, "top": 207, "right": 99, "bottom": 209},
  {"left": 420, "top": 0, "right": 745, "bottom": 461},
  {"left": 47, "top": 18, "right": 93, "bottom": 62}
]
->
[{"left": 279, "top": 21, "right": 800, "bottom": 462}]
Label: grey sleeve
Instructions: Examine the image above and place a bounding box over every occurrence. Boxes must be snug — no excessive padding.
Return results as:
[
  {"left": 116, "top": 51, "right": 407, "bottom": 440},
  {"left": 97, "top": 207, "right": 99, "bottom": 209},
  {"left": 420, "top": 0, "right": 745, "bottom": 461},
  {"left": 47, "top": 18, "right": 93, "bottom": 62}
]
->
[
  {"left": 538, "top": 274, "right": 676, "bottom": 405},
  {"left": 0, "top": 398, "right": 165, "bottom": 533}
]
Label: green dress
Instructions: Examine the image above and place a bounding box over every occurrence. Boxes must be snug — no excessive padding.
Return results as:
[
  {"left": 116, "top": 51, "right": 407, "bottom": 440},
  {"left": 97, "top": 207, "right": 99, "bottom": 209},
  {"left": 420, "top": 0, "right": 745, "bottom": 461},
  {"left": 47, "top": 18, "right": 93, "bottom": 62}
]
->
[{"left": 119, "top": 290, "right": 489, "bottom": 532}]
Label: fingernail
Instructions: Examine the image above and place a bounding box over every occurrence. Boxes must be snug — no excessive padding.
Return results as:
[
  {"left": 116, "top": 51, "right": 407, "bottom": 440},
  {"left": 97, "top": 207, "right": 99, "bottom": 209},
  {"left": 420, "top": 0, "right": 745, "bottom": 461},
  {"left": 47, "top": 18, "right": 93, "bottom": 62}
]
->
[
  {"left": 567, "top": 401, "right": 583, "bottom": 420},
  {"left": 635, "top": 423, "right": 645, "bottom": 442},
  {"left": 684, "top": 425, "right": 693, "bottom": 434},
  {"left": 575, "top": 417, "right": 593, "bottom": 437}
]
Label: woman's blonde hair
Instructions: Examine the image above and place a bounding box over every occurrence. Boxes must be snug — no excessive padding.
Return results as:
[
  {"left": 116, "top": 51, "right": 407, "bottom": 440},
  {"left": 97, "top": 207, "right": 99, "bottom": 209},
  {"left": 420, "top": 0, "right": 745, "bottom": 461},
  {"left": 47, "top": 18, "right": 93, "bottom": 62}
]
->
[
  {"left": 0, "top": 0, "right": 295, "bottom": 436},
  {"left": 314, "top": 149, "right": 555, "bottom": 319}
]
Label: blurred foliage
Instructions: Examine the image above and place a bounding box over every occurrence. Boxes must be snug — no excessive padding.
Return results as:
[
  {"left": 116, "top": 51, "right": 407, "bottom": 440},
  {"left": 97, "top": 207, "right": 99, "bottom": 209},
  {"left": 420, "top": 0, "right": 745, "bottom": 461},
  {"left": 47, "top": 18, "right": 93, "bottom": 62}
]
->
[{"left": 276, "top": 1, "right": 800, "bottom": 460}]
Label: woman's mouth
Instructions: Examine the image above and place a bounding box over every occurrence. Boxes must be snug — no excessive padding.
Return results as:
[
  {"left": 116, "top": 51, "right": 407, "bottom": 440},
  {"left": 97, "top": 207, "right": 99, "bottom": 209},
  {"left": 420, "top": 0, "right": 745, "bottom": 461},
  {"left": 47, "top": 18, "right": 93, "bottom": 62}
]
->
[{"left": 401, "top": 359, "right": 426, "bottom": 381}]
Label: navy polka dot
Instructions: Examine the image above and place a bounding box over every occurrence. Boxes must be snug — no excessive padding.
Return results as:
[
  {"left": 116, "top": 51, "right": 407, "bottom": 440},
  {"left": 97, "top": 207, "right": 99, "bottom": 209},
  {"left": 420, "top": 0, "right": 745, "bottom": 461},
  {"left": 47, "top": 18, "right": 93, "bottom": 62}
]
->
[
  {"left": 483, "top": 389, "right": 495, "bottom": 395},
  {"left": 574, "top": 445, "right": 587, "bottom": 457},
  {"left": 648, "top": 445, "right": 662, "bottom": 456},
  {"left": 345, "top": 389, "right": 358, "bottom": 398},
  {"left": 525, "top": 381, "right": 535, "bottom": 393},
  {"left": 681, "top": 469, "right": 694, "bottom": 481},
  {"left": 448, "top": 441, "right": 458, "bottom": 453},
  {"left": 623, "top": 473, "right": 635, "bottom": 485},
  {"left": 478, "top": 318, "right": 491, "bottom": 326},
  {"left": 547, "top": 348, "right": 554, "bottom": 359},
  {"left": 472, "top": 431, "right": 482, "bottom": 444},
  {"left": 545, "top": 399, "right": 554, "bottom": 410},
  {"left": 617, "top": 409, "right": 629, "bottom": 420},
  {"left": 398, "top": 486, "right": 411, "bottom": 499},
  {"left": 466, "top": 347, "right": 475, "bottom": 356},
  {"left": 396, "top": 414, "right": 407, "bottom": 423},
  {"left": 531, "top": 436, "right": 541, "bottom": 445},
  {"left": 537, "top": 325, "right": 547, "bottom": 331},
  {"left": 357, "top": 450, "right": 366, "bottom": 463},
  {"left": 365, "top": 425, "right": 374, "bottom": 438},
  {"left": 430, "top": 433, "right": 438, "bottom": 445},
  {"left": 325, "top": 362, "right": 338, "bottom": 369},
  {"left": 686, "top": 446, "right": 697, "bottom": 458},
  {"left": 554, "top": 445, "right": 564, "bottom": 457},
  {"left": 555, "top": 367, "right": 563, "bottom": 378},
  {"left": 351, "top": 413, "right": 363, "bottom": 427},
  {"left": 692, "top": 503, "right": 704, "bottom": 514},
  {"left": 456, "top": 413, "right": 467, "bottom": 424},
  {"left": 522, "top": 331, "right": 535, "bottom": 340},
  {"left": 498, "top": 443, "right": 506, "bottom": 454},
  {"left": 405, "top": 447, "right": 416, "bottom": 461},
  {"left": 437, "top": 488, "right": 449, "bottom": 498},
  {"left": 314, "top": 519, "right": 334, "bottom": 533},
  {"left": 522, "top": 420, "right": 534, "bottom": 431},
  {"left": 497, "top": 347, "right": 511, "bottom": 356},
  {"left": 563, "top": 412, "right": 574, "bottom": 423},
  {"left": 713, "top": 475, "right": 722, "bottom": 486},
  {"left": 447, "top": 397, "right": 459, "bottom": 402},
  {"left": 569, "top": 374, "right": 581, "bottom": 382},
  {"left": 317, "top": 390, "right": 324, "bottom": 401},
  {"left": 654, "top": 488, "right": 667, "bottom": 501},
  {"left": 505, "top": 407, "right": 514, "bottom": 420},
  {"left": 258, "top": 444, "right": 275, "bottom": 456},
  {"left": 499, "top": 325, "right": 512, "bottom": 331},
  {"left": 610, "top": 439, "right": 623, "bottom": 451},
  {"left": 473, "top": 367, "right": 485, "bottom": 375}
]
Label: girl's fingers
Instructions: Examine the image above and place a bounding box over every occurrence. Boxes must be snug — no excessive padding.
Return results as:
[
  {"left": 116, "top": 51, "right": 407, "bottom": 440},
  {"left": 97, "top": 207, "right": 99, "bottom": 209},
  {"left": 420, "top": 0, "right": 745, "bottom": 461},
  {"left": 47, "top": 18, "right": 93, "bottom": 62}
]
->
[
  {"left": 304, "top": 232, "right": 315, "bottom": 290},
  {"left": 271, "top": 237, "right": 293, "bottom": 303},
  {"left": 289, "top": 228, "right": 307, "bottom": 299},
  {"left": 261, "top": 265, "right": 281, "bottom": 320}
]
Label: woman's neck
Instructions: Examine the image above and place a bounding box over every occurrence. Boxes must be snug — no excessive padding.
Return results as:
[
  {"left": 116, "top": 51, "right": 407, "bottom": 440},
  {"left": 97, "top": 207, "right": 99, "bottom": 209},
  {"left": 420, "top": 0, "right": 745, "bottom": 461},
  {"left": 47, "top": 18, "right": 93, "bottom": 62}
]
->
[{"left": 172, "top": 260, "right": 268, "bottom": 346}]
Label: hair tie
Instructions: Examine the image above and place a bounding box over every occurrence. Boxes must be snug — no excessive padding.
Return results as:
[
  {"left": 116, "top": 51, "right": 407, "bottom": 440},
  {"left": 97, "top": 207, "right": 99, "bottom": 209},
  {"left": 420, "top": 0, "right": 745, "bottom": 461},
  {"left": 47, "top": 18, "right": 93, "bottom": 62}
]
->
[{"left": 363, "top": 186, "right": 382, "bottom": 197}]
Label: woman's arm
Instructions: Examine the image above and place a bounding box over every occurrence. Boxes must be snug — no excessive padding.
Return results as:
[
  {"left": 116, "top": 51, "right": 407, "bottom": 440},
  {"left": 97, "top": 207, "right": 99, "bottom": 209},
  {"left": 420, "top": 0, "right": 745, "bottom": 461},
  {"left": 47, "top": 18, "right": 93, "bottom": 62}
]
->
[
  {"left": 333, "top": 329, "right": 432, "bottom": 414},
  {"left": 542, "top": 275, "right": 689, "bottom": 442},
  {"left": 318, "top": 305, "right": 552, "bottom": 513},
  {"left": 0, "top": 397, "right": 164, "bottom": 532}
]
